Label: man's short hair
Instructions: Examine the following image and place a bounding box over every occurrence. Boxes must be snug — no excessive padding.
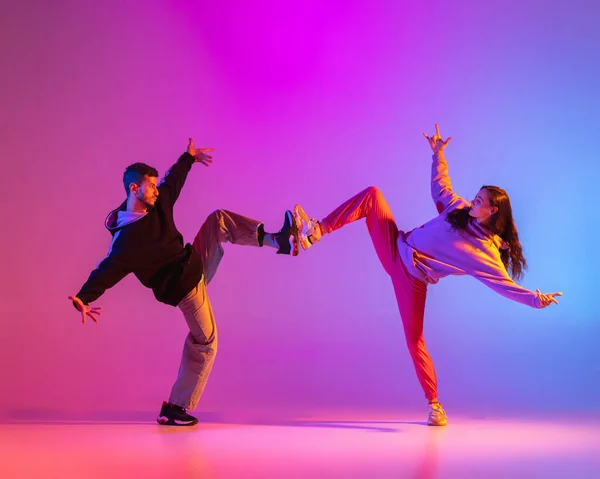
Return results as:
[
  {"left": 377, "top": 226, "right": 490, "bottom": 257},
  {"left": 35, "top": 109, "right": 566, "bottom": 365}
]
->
[{"left": 123, "top": 163, "right": 159, "bottom": 195}]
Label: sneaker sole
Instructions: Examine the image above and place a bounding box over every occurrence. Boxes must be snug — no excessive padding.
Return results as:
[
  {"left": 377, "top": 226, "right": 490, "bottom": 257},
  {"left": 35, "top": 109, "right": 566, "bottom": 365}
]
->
[
  {"left": 427, "top": 420, "right": 448, "bottom": 426},
  {"left": 157, "top": 416, "right": 199, "bottom": 426},
  {"left": 286, "top": 210, "right": 300, "bottom": 256},
  {"left": 293, "top": 205, "right": 313, "bottom": 251},
  {"left": 276, "top": 211, "right": 300, "bottom": 256},
  {"left": 290, "top": 235, "right": 300, "bottom": 256}
]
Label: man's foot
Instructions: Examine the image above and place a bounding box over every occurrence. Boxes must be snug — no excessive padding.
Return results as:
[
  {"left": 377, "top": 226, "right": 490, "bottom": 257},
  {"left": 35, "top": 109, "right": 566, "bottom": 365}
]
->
[
  {"left": 427, "top": 402, "right": 448, "bottom": 426},
  {"left": 157, "top": 401, "right": 199, "bottom": 426},
  {"left": 292, "top": 204, "right": 322, "bottom": 250},
  {"left": 276, "top": 210, "right": 300, "bottom": 256}
]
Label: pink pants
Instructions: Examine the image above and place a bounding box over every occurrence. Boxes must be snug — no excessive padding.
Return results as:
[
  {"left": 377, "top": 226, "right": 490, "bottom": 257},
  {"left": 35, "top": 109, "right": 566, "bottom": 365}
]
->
[{"left": 321, "top": 186, "right": 438, "bottom": 400}]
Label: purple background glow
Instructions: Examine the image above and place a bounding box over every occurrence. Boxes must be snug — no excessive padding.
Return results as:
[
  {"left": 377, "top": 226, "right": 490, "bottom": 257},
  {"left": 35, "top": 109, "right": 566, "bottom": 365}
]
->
[{"left": 0, "top": 0, "right": 597, "bottom": 420}]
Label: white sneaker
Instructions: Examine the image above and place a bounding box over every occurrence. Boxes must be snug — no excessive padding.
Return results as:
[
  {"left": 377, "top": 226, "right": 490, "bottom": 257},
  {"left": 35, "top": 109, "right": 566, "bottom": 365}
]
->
[
  {"left": 292, "top": 204, "right": 323, "bottom": 250},
  {"left": 427, "top": 402, "right": 448, "bottom": 426}
]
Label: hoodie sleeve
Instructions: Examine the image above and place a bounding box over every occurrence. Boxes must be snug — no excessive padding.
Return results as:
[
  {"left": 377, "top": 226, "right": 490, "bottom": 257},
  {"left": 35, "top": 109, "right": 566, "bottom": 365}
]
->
[
  {"left": 431, "top": 151, "right": 468, "bottom": 214},
  {"left": 157, "top": 152, "right": 196, "bottom": 206},
  {"left": 472, "top": 258, "right": 542, "bottom": 309},
  {"left": 74, "top": 253, "right": 130, "bottom": 307}
]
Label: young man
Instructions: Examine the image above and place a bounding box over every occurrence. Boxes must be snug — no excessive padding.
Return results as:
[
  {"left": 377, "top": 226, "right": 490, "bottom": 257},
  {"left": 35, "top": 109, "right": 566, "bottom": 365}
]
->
[{"left": 69, "top": 138, "right": 299, "bottom": 426}]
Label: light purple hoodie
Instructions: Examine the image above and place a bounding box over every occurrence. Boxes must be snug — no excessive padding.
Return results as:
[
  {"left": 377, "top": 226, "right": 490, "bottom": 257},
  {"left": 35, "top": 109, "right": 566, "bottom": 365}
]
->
[{"left": 397, "top": 151, "right": 543, "bottom": 308}]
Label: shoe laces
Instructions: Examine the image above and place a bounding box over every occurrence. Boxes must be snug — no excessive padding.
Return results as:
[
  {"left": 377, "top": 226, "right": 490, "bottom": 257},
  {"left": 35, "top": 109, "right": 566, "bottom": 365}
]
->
[
  {"left": 308, "top": 222, "right": 323, "bottom": 244},
  {"left": 429, "top": 402, "right": 444, "bottom": 416}
]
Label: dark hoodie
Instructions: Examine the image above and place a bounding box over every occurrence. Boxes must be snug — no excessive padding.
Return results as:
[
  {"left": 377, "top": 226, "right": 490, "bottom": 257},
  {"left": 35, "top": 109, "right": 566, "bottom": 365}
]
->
[{"left": 75, "top": 152, "right": 203, "bottom": 307}]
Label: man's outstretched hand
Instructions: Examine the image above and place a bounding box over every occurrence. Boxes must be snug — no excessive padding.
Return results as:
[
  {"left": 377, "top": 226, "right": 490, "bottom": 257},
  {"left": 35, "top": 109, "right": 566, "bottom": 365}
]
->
[
  {"left": 424, "top": 124, "right": 452, "bottom": 154},
  {"left": 69, "top": 296, "right": 102, "bottom": 324},
  {"left": 187, "top": 138, "right": 214, "bottom": 167}
]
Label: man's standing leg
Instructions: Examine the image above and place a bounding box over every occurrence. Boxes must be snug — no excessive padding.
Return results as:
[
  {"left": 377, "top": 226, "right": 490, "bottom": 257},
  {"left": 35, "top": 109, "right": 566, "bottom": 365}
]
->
[
  {"left": 158, "top": 209, "right": 297, "bottom": 426},
  {"left": 157, "top": 279, "right": 218, "bottom": 426}
]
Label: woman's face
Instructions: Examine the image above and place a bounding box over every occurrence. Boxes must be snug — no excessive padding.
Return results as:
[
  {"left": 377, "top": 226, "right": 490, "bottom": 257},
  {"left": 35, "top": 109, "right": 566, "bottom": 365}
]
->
[{"left": 469, "top": 188, "right": 498, "bottom": 224}]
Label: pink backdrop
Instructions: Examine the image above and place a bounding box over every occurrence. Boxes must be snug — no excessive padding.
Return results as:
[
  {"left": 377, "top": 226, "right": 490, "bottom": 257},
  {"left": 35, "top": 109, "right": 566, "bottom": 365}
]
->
[{"left": 1, "top": 0, "right": 597, "bottom": 420}]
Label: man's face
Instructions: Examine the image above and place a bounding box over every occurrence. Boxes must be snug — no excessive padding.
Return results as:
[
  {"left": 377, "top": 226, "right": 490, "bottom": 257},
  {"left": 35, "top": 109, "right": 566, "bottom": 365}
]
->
[{"left": 131, "top": 175, "right": 159, "bottom": 208}]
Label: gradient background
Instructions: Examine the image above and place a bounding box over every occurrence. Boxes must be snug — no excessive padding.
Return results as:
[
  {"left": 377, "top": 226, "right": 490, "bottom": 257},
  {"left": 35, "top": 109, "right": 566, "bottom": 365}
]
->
[{"left": 1, "top": 0, "right": 598, "bottom": 421}]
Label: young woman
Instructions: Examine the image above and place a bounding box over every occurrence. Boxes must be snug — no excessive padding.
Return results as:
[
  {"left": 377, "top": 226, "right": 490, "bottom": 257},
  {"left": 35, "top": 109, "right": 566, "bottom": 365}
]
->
[{"left": 292, "top": 124, "right": 561, "bottom": 426}]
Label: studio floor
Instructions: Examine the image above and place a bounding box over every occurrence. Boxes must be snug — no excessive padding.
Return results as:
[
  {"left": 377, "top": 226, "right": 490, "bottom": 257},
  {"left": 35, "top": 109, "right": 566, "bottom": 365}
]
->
[{"left": 2, "top": 411, "right": 599, "bottom": 478}]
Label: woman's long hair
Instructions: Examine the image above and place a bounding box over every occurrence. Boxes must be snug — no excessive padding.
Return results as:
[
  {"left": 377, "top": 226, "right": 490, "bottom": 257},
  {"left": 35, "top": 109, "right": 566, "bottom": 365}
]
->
[{"left": 445, "top": 186, "right": 527, "bottom": 281}]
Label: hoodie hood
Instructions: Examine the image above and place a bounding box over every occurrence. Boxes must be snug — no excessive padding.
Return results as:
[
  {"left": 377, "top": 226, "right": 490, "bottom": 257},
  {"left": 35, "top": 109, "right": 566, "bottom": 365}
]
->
[{"left": 104, "top": 201, "right": 148, "bottom": 234}]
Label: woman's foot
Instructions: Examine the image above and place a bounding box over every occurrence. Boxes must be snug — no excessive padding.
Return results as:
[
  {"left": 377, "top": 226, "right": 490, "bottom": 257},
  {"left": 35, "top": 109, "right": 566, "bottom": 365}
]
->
[
  {"left": 427, "top": 402, "right": 448, "bottom": 426},
  {"left": 293, "top": 205, "right": 323, "bottom": 250}
]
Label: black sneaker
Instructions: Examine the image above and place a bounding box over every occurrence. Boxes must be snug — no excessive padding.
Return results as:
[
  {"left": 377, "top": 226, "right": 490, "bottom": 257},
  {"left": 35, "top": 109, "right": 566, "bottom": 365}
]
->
[
  {"left": 157, "top": 401, "right": 199, "bottom": 426},
  {"left": 276, "top": 210, "right": 300, "bottom": 256}
]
